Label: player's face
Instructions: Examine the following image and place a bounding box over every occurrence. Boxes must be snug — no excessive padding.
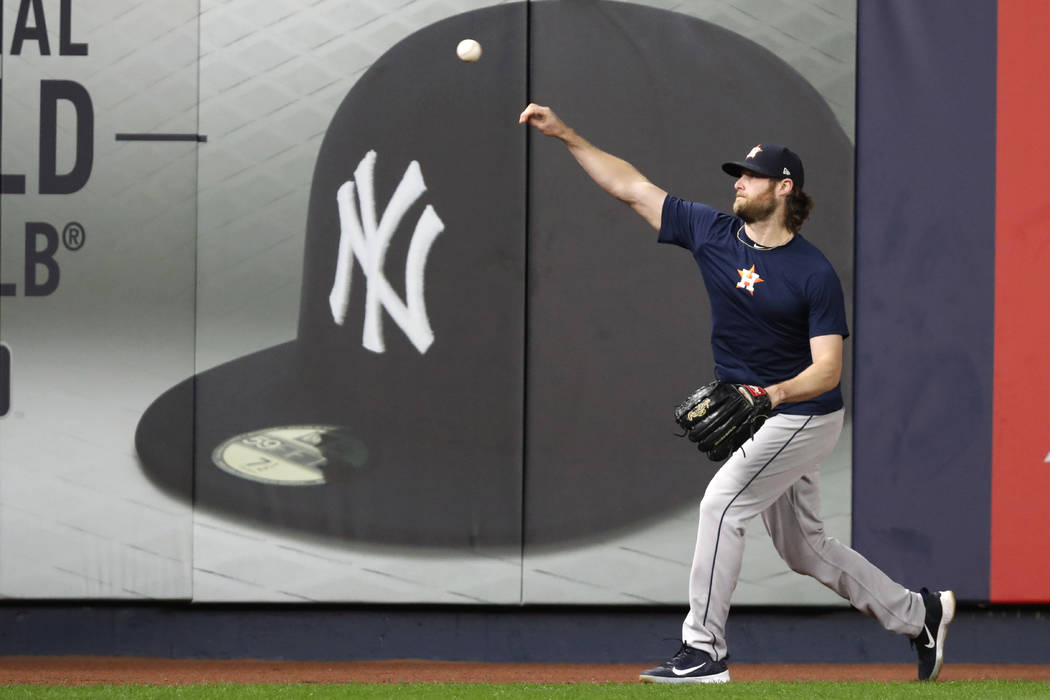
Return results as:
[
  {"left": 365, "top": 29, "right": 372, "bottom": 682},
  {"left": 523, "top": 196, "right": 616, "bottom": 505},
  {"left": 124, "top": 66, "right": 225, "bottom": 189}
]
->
[{"left": 732, "top": 172, "right": 778, "bottom": 223}]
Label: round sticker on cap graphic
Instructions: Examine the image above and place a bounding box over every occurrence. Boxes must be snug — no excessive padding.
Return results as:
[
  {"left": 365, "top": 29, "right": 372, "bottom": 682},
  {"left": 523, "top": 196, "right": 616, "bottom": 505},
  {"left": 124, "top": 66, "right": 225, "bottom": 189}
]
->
[
  {"left": 212, "top": 425, "right": 368, "bottom": 486},
  {"left": 134, "top": 1, "right": 852, "bottom": 548}
]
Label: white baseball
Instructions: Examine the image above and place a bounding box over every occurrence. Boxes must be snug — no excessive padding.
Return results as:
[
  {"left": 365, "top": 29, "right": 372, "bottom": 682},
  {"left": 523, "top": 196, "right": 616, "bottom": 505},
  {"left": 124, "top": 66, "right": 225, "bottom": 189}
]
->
[{"left": 457, "top": 38, "right": 482, "bottom": 62}]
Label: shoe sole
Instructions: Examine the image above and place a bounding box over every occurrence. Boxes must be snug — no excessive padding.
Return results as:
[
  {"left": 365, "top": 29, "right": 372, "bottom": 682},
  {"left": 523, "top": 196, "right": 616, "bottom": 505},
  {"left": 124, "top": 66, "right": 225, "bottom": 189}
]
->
[
  {"left": 639, "top": 670, "right": 730, "bottom": 684},
  {"left": 929, "top": 590, "right": 956, "bottom": 681}
]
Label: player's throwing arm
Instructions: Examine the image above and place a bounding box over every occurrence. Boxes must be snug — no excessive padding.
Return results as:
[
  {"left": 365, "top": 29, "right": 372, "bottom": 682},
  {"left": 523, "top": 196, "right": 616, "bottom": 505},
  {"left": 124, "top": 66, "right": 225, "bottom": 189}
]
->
[{"left": 518, "top": 104, "right": 666, "bottom": 229}]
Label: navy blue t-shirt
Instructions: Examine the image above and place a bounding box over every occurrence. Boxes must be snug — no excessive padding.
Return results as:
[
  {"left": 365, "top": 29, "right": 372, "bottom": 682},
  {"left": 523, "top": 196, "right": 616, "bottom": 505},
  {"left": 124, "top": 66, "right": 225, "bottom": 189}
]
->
[{"left": 659, "top": 195, "right": 849, "bottom": 416}]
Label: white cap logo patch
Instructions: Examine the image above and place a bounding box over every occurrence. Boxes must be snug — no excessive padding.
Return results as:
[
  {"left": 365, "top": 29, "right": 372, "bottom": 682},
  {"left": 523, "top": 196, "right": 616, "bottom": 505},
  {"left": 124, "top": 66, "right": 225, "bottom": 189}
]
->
[{"left": 212, "top": 425, "right": 367, "bottom": 486}]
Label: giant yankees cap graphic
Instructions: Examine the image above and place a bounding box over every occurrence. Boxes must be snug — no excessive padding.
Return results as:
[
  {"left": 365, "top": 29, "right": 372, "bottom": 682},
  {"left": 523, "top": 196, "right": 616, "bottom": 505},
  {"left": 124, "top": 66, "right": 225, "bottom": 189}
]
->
[{"left": 135, "top": 1, "right": 853, "bottom": 548}]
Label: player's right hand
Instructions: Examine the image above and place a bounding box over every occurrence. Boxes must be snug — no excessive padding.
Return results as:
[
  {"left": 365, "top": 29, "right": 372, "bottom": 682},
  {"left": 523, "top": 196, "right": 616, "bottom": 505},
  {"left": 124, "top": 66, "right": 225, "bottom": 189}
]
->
[{"left": 518, "top": 103, "right": 568, "bottom": 138}]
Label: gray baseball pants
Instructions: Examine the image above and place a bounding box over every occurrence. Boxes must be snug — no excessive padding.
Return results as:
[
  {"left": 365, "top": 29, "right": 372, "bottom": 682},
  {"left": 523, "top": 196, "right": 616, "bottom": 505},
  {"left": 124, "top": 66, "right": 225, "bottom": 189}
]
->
[{"left": 682, "top": 408, "right": 925, "bottom": 660}]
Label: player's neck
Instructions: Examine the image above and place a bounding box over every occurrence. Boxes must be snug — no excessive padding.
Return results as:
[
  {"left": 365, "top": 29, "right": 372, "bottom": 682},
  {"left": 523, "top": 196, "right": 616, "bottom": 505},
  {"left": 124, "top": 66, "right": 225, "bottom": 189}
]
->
[{"left": 742, "top": 218, "right": 794, "bottom": 249}]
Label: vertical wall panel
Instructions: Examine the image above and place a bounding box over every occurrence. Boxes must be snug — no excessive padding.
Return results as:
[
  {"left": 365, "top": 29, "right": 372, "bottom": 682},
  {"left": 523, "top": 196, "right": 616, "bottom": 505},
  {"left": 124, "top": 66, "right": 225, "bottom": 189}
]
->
[
  {"left": 523, "top": 0, "right": 855, "bottom": 604},
  {"left": 990, "top": 0, "right": 1050, "bottom": 602},
  {"left": 854, "top": 0, "right": 996, "bottom": 599},
  {"left": 133, "top": 0, "right": 529, "bottom": 603},
  {"left": 0, "top": 0, "right": 198, "bottom": 598}
]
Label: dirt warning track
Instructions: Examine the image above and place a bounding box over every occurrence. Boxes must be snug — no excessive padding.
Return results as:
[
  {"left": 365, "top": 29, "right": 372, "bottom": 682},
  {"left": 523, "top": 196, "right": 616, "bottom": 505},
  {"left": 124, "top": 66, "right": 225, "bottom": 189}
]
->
[{"left": 1, "top": 657, "right": 1049, "bottom": 685}]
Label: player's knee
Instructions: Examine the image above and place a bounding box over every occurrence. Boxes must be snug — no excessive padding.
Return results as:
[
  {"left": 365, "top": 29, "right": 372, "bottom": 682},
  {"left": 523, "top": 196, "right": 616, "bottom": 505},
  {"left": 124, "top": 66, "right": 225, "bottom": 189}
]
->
[
  {"left": 784, "top": 558, "right": 814, "bottom": 576},
  {"left": 773, "top": 533, "right": 829, "bottom": 574},
  {"left": 698, "top": 494, "right": 749, "bottom": 536},
  {"left": 698, "top": 492, "right": 729, "bottom": 522}
]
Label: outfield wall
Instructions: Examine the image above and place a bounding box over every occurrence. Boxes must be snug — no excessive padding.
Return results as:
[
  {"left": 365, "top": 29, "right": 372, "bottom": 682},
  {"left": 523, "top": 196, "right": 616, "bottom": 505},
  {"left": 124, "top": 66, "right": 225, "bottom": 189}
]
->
[{"left": 1, "top": 0, "right": 1047, "bottom": 627}]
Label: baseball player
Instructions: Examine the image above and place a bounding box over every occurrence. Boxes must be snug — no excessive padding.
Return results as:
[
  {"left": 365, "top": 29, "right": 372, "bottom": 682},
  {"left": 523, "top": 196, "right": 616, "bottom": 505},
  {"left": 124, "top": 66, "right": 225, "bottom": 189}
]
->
[{"left": 519, "top": 103, "right": 955, "bottom": 683}]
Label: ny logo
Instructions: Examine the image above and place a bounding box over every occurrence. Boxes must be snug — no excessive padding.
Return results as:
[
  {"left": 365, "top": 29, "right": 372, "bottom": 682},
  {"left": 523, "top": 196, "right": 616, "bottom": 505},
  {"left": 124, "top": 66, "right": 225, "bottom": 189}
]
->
[{"left": 328, "top": 150, "right": 445, "bottom": 354}]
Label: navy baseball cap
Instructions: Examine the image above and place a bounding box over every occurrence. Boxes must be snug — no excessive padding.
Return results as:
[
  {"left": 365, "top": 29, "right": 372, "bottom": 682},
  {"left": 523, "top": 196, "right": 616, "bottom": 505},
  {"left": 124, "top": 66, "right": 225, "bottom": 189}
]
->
[{"left": 722, "top": 143, "right": 805, "bottom": 189}]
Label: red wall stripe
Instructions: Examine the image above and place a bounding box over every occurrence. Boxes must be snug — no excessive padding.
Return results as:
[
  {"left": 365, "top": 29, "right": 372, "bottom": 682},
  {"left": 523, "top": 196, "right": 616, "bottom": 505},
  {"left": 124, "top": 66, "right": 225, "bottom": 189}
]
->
[{"left": 991, "top": 0, "right": 1050, "bottom": 602}]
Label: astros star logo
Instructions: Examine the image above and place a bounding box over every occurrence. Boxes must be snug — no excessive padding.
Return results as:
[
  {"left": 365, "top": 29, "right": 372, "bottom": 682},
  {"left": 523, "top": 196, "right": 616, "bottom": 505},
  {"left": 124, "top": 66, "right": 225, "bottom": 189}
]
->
[
  {"left": 746, "top": 145, "right": 763, "bottom": 159},
  {"left": 736, "top": 265, "right": 764, "bottom": 295}
]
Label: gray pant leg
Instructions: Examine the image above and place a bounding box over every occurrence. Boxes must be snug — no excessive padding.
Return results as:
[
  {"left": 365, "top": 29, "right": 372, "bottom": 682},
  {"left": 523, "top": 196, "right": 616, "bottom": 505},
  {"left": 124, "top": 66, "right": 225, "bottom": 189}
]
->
[
  {"left": 682, "top": 411, "right": 845, "bottom": 659},
  {"left": 761, "top": 471, "right": 924, "bottom": 637},
  {"left": 680, "top": 411, "right": 844, "bottom": 659}
]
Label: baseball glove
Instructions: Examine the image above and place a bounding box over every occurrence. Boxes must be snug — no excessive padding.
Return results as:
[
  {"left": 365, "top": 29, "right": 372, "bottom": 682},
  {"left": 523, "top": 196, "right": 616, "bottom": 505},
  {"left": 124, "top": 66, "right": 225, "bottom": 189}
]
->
[{"left": 674, "top": 381, "right": 772, "bottom": 461}]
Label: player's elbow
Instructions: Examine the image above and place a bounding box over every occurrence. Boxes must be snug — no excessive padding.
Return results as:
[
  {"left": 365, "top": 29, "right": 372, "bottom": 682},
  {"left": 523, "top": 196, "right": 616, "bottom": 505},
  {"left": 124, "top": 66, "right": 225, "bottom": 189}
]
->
[
  {"left": 815, "top": 358, "right": 841, "bottom": 393},
  {"left": 609, "top": 178, "right": 646, "bottom": 202},
  {"left": 809, "top": 335, "right": 844, "bottom": 393},
  {"left": 824, "top": 368, "right": 841, "bottom": 394}
]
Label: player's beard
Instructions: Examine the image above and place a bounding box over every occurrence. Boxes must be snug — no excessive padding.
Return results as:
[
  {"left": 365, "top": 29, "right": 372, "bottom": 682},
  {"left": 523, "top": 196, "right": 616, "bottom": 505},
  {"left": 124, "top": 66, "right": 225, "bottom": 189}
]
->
[{"left": 733, "top": 186, "right": 778, "bottom": 224}]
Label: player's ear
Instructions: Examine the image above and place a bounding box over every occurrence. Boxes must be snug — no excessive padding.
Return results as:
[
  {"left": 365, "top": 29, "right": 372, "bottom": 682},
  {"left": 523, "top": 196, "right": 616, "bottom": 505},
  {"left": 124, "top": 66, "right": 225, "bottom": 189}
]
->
[{"left": 777, "top": 178, "right": 795, "bottom": 196}]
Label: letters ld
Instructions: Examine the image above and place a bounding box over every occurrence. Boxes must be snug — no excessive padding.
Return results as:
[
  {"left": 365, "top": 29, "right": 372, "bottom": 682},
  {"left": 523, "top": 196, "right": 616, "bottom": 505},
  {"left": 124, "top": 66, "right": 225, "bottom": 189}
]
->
[{"left": 0, "top": 79, "right": 94, "bottom": 195}]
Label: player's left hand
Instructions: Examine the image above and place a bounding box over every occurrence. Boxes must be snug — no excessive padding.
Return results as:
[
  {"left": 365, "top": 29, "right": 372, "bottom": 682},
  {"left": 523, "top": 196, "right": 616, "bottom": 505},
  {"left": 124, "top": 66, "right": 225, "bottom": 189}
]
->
[{"left": 673, "top": 381, "right": 772, "bottom": 461}]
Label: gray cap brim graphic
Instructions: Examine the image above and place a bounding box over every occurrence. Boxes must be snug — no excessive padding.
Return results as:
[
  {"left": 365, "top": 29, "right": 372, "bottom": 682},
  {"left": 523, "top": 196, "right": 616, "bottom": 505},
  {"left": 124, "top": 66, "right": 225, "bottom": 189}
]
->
[{"left": 135, "top": 0, "right": 853, "bottom": 548}]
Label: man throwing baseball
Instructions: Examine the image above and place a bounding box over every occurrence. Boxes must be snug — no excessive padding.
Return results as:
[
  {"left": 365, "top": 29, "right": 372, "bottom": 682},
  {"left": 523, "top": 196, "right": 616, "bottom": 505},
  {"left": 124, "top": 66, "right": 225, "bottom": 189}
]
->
[{"left": 519, "top": 103, "right": 955, "bottom": 683}]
